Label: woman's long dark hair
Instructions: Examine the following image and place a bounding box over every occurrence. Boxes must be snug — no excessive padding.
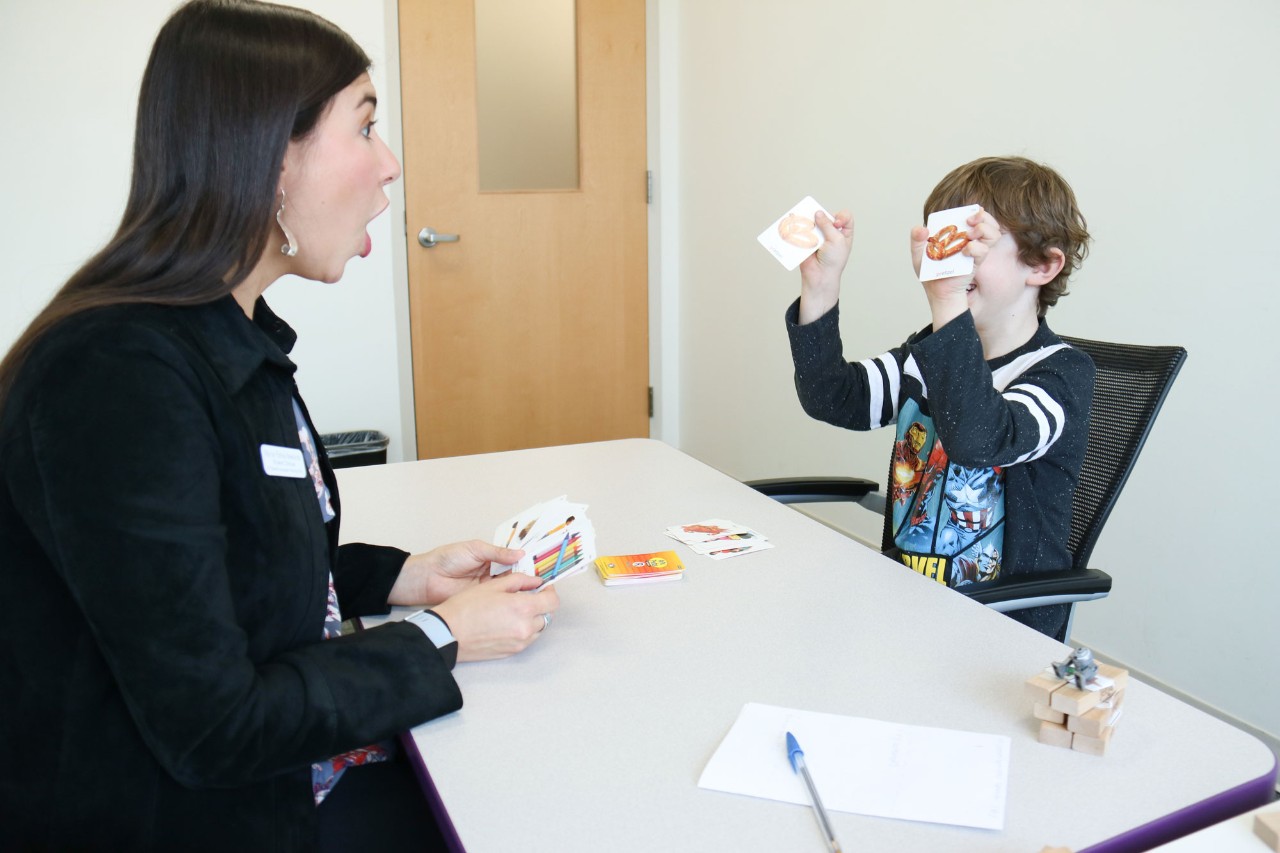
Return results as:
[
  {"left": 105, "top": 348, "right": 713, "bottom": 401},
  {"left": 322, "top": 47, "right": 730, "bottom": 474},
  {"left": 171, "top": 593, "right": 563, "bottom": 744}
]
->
[{"left": 0, "top": 0, "right": 369, "bottom": 412}]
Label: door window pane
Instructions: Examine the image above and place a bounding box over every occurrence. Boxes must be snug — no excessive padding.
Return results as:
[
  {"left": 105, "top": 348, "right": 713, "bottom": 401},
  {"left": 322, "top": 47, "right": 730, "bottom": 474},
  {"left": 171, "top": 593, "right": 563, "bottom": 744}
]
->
[{"left": 475, "top": 0, "right": 579, "bottom": 192}]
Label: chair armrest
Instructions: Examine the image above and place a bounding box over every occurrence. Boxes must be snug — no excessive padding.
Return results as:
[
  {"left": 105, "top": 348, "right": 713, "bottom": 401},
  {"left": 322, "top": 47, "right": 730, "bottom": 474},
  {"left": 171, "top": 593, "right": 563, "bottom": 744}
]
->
[
  {"left": 745, "top": 476, "right": 879, "bottom": 504},
  {"left": 960, "top": 569, "right": 1113, "bottom": 612}
]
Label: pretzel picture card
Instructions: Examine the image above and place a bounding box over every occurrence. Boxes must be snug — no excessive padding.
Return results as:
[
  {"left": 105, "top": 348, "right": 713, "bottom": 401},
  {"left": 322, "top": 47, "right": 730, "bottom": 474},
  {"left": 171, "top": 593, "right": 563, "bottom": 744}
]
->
[
  {"left": 919, "top": 204, "right": 981, "bottom": 282},
  {"left": 758, "top": 196, "right": 831, "bottom": 271}
]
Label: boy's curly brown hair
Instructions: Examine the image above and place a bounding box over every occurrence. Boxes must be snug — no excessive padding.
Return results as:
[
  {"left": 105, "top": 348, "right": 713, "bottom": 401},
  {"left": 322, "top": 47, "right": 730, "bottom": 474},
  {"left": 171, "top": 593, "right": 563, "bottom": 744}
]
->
[{"left": 924, "top": 156, "right": 1090, "bottom": 317}]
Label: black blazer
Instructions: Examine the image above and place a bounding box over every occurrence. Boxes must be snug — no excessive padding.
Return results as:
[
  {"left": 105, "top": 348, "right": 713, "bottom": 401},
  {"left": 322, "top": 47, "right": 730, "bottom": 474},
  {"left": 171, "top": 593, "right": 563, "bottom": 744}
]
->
[{"left": 0, "top": 297, "right": 461, "bottom": 851}]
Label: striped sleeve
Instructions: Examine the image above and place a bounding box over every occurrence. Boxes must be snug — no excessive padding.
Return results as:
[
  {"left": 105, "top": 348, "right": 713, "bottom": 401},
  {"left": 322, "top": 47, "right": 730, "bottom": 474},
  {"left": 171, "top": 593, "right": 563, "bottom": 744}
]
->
[
  {"left": 909, "top": 312, "right": 1093, "bottom": 469},
  {"left": 785, "top": 299, "right": 910, "bottom": 431},
  {"left": 1002, "top": 382, "right": 1067, "bottom": 464}
]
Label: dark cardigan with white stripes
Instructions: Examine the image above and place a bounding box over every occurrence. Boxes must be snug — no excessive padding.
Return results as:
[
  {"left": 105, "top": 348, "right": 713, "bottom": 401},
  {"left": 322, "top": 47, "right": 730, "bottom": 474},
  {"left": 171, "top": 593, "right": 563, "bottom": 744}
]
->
[{"left": 786, "top": 300, "right": 1094, "bottom": 632}]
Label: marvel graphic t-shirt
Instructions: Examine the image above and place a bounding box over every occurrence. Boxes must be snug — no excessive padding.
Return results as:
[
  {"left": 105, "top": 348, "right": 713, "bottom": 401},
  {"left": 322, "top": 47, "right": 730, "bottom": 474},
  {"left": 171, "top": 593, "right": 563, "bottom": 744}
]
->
[{"left": 885, "top": 398, "right": 1004, "bottom": 588}]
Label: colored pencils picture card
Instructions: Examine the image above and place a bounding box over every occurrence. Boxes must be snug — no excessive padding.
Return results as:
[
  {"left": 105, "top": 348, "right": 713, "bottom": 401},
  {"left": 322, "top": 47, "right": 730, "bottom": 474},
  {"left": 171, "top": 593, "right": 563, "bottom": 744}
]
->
[{"left": 492, "top": 495, "right": 596, "bottom": 584}]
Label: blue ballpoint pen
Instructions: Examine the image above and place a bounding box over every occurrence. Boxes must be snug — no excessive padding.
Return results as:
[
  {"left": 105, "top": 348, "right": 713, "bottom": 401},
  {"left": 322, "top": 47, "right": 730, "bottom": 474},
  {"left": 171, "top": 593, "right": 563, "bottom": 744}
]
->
[{"left": 786, "top": 731, "right": 844, "bottom": 853}]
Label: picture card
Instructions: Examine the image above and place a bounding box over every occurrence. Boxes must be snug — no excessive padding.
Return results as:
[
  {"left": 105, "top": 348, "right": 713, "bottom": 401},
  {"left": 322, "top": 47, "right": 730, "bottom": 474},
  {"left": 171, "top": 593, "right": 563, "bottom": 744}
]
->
[
  {"left": 520, "top": 496, "right": 587, "bottom": 553},
  {"left": 687, "top": 528, "right": 768, "bottom": 555},
  {"left": 919, "top": 203, "right": 980, "bottom": 282},
  {"left": 700, "top": 539, "right": 776, "bottom": 561},
  {"left": 757, "top": 196, "right": 830, "bottom": 271},
  {"left": 494, "top": 497, "right": 553, "bottom": 552},
  {"left": 492, "top": 495, "right": 596, "bottom": 584},
  {"left": 665, "top": 519, "right": 755, "bottom": 546},
  {"left": 527, "top": 520, "right": 596, "bottom": 585}
]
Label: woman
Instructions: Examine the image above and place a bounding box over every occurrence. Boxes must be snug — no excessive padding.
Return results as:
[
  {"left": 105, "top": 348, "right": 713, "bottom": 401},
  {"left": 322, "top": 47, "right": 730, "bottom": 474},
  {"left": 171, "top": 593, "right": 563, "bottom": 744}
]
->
[{"left": 0, "top": 1, "right": 559, "bottom": 849}]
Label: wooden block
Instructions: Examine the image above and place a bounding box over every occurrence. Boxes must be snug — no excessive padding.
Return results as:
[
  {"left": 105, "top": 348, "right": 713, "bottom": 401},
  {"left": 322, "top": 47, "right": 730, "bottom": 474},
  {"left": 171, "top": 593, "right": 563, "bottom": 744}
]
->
[
  {"left": 1255, "top": 810, "right": 1280, "bottom": 851},
  {"left": 1038, "top": 848, "right": 1074, "bottom": 853},
  {"left": 1033, "top": 702, "right": 1066, "bottom": 724},
  {"left": 1049, "top": 681, "right": 1108, "bottom": 716},
  {"left": 1070, "top": 724, "right": 1114, "bottom": 756},
  {"left": 1026, "top": 671, "right": 1067, "bottom": 704},
  {"left": 1049, "top": 672, "right": 1125, "bottom": 716},
  {"left": 1098, "top": 663, "right": 1129, "bottom": 691},
  {"left": 1066, "top": 694, "right": 1123, "bottom": 738},
  {"left": 1038, "top": 720, "right": 1073, "bottom": 749}
]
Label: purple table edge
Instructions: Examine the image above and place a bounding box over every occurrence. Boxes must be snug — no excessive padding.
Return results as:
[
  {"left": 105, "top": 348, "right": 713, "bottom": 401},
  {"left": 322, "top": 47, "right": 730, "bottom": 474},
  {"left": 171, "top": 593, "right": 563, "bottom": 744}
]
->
[{"left": 1081, "top": 754, "right": 1278, "bottom": 853}]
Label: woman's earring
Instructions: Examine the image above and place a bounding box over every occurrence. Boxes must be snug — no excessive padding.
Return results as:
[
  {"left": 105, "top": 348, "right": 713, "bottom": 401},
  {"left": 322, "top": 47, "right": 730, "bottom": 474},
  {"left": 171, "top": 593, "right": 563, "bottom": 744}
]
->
[{"left": 277, "top": 188, "right": 298, "bottom": 257}]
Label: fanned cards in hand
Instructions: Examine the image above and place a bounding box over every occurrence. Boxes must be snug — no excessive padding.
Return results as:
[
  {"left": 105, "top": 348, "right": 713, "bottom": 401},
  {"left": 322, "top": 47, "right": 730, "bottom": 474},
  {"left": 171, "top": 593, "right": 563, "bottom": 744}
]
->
[{"left": 492, "top": 495, "right": 597, "bottom": 585}]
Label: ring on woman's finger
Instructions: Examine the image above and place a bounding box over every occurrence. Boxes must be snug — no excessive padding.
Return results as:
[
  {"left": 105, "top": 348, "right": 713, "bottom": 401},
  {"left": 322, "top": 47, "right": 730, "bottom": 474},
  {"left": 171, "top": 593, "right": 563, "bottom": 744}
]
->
[{"left": 540, "top": 612, "right": 552, "bottom": 631}]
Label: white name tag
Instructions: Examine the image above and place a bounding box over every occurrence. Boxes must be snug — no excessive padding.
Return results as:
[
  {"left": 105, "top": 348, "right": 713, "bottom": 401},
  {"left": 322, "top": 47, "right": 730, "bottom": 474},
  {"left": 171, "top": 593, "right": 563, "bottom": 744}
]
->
[{"left": 260, "top": 444, "right": 307, "bottom": 478}]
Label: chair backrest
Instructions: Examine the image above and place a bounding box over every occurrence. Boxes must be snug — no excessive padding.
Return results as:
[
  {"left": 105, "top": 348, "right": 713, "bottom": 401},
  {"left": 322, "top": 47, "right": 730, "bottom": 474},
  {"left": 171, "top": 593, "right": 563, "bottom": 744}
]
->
[{"left": 1059, "top": 336, "right": 1187, "bottom": 570}]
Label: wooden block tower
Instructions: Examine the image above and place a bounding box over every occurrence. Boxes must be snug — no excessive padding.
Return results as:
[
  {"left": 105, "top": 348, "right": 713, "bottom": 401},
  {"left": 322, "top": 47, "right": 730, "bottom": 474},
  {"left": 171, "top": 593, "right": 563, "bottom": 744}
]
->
[{"left": 1026, "top": 648, "right": 1129, "bottom": 757}]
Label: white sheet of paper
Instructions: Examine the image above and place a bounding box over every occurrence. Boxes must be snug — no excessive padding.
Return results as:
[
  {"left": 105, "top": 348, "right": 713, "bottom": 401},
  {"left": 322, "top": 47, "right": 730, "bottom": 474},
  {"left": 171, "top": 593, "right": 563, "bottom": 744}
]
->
[{"left": 697, "top": 702, "right": 1009, "bottom": 831}]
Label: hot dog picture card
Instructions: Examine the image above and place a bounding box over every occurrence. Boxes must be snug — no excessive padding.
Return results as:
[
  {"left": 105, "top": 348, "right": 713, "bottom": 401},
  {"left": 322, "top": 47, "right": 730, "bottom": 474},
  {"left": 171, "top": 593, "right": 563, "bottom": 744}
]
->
[
  {"left": 758, "top": 196, "right": 831, "bottom": 271},
  {"left": 919, "top": 204, "right": 981, "bottom": 282}
]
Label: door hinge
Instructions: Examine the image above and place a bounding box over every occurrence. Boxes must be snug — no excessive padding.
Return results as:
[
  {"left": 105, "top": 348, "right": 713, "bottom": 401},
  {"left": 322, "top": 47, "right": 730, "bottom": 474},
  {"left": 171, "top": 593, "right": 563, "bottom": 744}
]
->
[
  {"left": 646, "top": 170, "right": 653, "bottom": 205},
  {"left": 648, "top": 386, "right": 654, "bottom": 418}
]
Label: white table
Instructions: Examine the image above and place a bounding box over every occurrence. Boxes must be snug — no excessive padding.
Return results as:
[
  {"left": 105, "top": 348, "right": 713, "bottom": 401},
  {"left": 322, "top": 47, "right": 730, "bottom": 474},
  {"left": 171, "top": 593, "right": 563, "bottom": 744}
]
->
[{"left": 338, "top": 439, "right": 1275, "bottom": 853}]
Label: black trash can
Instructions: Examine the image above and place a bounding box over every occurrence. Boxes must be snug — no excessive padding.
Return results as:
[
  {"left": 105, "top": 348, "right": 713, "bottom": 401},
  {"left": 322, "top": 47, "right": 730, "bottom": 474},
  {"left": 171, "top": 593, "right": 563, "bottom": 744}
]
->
[{"left": 320, "top": 430, "right": 391, "bottom": 469}]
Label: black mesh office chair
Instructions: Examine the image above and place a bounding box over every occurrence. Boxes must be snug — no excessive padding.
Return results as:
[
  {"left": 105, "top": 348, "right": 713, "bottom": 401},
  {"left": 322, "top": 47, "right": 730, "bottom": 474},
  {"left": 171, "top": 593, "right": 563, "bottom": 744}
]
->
[{"left": 748, "top": 336, "right": 1187, "bottom": 630}]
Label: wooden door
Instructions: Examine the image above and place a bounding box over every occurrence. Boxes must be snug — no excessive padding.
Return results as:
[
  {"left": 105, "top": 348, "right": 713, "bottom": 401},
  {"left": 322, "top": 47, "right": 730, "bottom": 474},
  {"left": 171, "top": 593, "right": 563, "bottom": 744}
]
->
[{"left": 398, "top": 0, "right": 649, "bottom": 459}]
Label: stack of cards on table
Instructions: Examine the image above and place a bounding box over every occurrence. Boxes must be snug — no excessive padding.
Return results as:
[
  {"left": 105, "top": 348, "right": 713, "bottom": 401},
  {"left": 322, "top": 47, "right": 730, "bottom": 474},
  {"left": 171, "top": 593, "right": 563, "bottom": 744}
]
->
[
  {"left": 1026, "top": 654, "right": 1129, "bottom": 757},
  {"left": 594, "top": 551, "right": 684, "bottom": 586},
  {"left": 665, "top": 519, "right": 774, "bottom": 560},
  {"left": 491, "top": 495, "right": 596, "bottom": 585}
]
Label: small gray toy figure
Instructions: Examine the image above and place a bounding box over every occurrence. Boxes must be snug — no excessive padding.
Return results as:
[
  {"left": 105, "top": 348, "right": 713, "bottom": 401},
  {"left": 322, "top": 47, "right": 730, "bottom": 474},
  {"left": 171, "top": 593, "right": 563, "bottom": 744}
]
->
[{"left": 1052, "top": 647, "right": 1099, "bottom": 689}]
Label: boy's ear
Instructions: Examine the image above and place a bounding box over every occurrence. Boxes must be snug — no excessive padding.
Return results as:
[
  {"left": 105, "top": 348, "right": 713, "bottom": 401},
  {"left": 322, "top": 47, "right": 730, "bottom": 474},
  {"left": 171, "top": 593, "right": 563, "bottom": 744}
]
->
[{"left": 1026, "top": 247, "right": 1066, "bottom": 287}]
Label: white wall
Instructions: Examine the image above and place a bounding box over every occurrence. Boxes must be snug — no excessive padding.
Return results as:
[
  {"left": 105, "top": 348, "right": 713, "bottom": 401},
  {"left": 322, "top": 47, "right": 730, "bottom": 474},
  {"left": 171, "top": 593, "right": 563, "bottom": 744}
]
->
[
  {"left": 0, "top": 0, "right": 411, "bottom": 461},
  {"left": 661, "top": 0, "right": 1279, "bottom": 743}
]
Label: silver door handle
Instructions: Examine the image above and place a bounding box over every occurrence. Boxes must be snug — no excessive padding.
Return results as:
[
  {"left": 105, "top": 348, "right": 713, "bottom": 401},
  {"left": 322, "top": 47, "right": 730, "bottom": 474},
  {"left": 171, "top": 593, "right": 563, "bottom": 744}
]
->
[{"left": 418, "top": 227, "right": 460, "bottom": 248}]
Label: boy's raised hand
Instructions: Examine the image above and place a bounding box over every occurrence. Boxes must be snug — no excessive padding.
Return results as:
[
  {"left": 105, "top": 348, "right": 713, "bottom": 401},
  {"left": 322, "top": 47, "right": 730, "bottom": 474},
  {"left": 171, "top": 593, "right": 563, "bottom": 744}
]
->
[
  {"left": 797, "top": 209, "right": 854, "bottom": 325},
  {"left": 910, "top": 207, "right": 1001, "bottom": 329}
]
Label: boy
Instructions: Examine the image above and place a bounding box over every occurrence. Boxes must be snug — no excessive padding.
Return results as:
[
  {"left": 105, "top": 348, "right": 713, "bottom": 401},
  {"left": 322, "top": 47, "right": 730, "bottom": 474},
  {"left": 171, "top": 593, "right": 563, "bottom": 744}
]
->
[{"left": 786, "top": 156, "right": 1093, "bottom": 640}]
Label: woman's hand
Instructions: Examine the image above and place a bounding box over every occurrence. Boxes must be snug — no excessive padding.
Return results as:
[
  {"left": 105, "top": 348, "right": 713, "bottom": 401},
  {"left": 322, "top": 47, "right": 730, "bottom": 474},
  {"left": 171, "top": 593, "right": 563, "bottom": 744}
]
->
[
  {"left": 431, "top": 572, "right": 561, "bottom": 662},
  {"left": 387, "top": 540, "right": 524, "bottom": 607}
]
